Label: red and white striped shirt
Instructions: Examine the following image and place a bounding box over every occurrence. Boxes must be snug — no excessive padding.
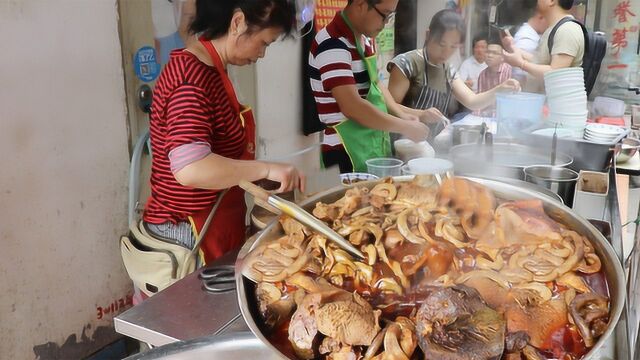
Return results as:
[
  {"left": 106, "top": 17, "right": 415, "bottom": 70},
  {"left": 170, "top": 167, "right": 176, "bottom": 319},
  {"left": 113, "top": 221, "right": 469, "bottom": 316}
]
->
[
  {"left": 144, "top": 49, "right": 245, "bottom": 224},
  {"left": 308, "top": 13, "right": 376, "bottom": 151}
]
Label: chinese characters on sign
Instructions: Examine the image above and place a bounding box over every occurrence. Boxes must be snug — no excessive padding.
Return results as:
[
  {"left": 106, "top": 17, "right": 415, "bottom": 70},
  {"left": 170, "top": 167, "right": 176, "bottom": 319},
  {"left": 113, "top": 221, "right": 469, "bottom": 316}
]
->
[
  {"left": 611, "top": 0, "right": 638, "bottom": 56},
  {"left": 315, "top": 0, "right": 347, "bottom": 32}
]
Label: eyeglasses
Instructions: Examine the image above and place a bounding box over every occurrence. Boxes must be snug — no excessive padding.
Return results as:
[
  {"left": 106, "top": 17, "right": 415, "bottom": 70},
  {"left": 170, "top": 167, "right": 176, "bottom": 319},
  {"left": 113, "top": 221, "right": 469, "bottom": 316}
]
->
[{"left": 372, "top": 5, "right": 395, "bottom": 23}]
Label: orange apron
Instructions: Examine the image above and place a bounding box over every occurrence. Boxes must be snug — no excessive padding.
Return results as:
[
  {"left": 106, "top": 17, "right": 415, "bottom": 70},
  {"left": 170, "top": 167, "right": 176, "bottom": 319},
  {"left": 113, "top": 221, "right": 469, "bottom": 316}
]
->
[{"left": 190, "top": 38, "right": 256, "bottom": 264}]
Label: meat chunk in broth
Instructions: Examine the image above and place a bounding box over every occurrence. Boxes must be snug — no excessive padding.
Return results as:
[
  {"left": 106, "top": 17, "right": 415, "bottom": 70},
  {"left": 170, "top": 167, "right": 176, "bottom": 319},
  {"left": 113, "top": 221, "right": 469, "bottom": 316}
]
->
[
  {"left": 289, "top": 286, "right": 380, "bottom": 359},
  {"left": 416, "top": 285, "right": 506, "bottom": 360},
  {"left": 315, "top": 292, "right": 381, "bottom": 346}
]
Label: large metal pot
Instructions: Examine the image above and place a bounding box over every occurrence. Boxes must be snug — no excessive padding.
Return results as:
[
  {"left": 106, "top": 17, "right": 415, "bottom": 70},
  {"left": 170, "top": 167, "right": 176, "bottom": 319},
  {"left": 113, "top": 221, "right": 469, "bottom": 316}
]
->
[
  {"left": 235, "top": 177, "right": 624, "bottom": 359},
  {"left": 450, "top": 143, "right": 573, "bottom": 180}
]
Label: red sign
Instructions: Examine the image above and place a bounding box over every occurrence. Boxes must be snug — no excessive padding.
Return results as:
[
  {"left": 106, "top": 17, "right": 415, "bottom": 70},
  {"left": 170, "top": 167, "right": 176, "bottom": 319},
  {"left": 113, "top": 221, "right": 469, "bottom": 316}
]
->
[
  {"left": 614, "top": 0, "right": 636, "bottom": 23},
  {"left": 315, "top": 0, "right": 348, "bottom": 32},
  {"left": 611, "top": 1, "right": 638, "bottom": 56}
]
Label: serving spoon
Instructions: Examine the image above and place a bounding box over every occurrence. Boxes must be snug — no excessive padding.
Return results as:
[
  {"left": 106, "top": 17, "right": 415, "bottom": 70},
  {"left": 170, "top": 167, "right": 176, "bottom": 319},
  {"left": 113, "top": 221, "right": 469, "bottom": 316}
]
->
[{"left": 240, "top": 180, "right": 366, "bottom": 260}]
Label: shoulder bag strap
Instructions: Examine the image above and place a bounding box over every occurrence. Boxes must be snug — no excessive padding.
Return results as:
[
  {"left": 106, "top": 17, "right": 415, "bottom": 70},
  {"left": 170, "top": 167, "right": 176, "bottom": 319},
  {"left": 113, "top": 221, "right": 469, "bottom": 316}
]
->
[{"left": 548, "top": 17, "right": 589, "bottom": 57}]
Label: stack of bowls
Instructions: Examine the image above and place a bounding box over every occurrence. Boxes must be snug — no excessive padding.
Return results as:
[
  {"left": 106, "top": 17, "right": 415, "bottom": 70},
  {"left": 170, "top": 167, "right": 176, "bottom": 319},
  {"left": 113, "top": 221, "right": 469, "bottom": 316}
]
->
[
  {"left": 544, "top": 68, "right": 588, "bottom": 137},
  {"left": 584, "top": 123, "right": 626, "bottom": 144}
]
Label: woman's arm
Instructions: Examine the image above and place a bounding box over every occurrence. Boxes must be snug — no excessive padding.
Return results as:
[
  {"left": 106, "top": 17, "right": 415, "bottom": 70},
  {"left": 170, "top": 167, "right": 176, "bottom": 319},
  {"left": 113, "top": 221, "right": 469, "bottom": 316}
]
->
[
  {"left": 451, "top": 77, "right": 520, "bottom": 110},
  {"left": 387, "top": 65, "right": 411, "bottom": 104},
  {"left": 385, "top": 65, "right": 450, "bottom": 124},
  {"left": 174, "top": 155, "right": 305, "bottom": 193}
]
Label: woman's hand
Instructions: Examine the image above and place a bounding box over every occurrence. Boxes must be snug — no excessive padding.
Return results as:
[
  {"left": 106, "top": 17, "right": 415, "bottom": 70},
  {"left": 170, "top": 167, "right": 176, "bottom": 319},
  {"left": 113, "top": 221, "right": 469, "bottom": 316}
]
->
[
  {"left": 401, "top": 119, "right": 430, "bottom": 142},
  {"left": 265, "top": 163, "right": 306, "bottom": 193},
  {"left": 418, "top": 107, "right": 448, "bottom": 125},
  {"left": 497, "top": 78, "right": 521, "bottom": 93}
]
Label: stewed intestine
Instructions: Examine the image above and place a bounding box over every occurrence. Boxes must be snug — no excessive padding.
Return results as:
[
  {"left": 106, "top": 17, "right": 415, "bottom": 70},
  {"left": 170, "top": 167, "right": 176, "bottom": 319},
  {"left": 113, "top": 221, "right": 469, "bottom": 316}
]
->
[{"left": 244, "top": 177, "right": 610, "bottom": 360}]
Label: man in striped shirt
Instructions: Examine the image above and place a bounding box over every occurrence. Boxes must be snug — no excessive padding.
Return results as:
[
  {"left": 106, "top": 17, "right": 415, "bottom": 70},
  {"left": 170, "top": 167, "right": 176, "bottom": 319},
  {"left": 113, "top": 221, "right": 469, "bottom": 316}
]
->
[
  {"left": 308, "top": 0, "right": 431, "bottom": 173},
  {"left": 474, "top": 40, "right": 513, "bottom": 117}
]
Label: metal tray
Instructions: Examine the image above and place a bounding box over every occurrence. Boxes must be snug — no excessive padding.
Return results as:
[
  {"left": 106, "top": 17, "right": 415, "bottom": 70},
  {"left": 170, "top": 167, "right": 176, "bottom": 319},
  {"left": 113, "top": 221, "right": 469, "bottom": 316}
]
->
[{"left": 522, "top": 128, "right": 630, "bottom": 172}]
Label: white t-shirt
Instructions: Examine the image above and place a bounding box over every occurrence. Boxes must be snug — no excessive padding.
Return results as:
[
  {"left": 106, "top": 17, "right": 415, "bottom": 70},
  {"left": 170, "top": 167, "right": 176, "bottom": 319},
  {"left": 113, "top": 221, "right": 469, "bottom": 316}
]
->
[
  {"left": 513, "top": 22, "right": 541, "bottom": 83},
  {"left": 458, "top": 56, "right": 487, "bottom": 93},
  {"left": 514, "top": 22, "right": 541, "bottom": 55}
]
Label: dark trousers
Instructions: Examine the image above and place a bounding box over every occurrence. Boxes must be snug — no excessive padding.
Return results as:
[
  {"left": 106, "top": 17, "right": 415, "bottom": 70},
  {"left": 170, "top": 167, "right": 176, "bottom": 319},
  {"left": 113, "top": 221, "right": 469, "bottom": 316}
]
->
[{"left": 322, "top": 149, "right": 353, "bottom": 174}]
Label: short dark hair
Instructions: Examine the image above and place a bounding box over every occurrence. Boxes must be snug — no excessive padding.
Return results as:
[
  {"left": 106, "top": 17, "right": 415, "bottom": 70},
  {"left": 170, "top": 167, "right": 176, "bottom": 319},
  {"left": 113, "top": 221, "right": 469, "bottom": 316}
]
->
[
  {"left": 427, "top": 9, "right": 466, "bottom": 44},
  {"left": 472, "top": 33, "right": 488, "bottom": 48},
  {"left": 190, "top": 0, "right": 295, "bottom": 40},
  {"left": 558, "top": 0, "right": 575, "bottom": 10},
  {"left": 487, "top": 34, "right": 502, "bottom": 47}
]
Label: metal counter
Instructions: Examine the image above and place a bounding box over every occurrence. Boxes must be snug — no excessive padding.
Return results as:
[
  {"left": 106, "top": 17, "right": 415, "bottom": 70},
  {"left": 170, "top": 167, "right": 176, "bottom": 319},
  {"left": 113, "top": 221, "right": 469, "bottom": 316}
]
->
[{"left": 114, "top": 250, "right": 247, "bottom": 347}]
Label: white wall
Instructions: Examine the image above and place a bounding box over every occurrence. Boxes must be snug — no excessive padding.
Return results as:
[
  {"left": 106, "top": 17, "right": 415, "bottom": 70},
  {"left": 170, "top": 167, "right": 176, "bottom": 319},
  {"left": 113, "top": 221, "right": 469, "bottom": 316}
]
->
[
  {"left": 254, "top": 39, "right": 321, "bottom": 173},
  {"left": 0, "top": 1, "right": 131, "bottom": 358},
  {"left": 416, "top": 0, "right": 448, "bottom": 49}
]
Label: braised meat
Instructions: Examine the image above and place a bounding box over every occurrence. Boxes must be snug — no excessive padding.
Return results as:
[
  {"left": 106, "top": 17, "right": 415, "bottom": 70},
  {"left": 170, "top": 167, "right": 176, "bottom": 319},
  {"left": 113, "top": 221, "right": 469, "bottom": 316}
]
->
[{"left": 416, "top": 285, "right": 506, "bottom": 360}]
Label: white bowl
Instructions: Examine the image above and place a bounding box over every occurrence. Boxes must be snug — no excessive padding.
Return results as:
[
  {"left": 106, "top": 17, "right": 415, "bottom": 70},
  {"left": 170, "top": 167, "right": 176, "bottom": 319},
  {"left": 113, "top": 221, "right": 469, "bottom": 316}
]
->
[
  {"left": 546, "top": 89, "right": 587, "bottom": 98},
  {"left": 544, "top": 68, "right": 584, "bottom": 79},
  {"left": 407, "top": 157, "right": 454, "bottom": 175},
  {"left": 394, "top": 139, "right": 435, "bottom": 162},
  {"left": 585, "top": 123, "right": 626, "bottom": 136}
]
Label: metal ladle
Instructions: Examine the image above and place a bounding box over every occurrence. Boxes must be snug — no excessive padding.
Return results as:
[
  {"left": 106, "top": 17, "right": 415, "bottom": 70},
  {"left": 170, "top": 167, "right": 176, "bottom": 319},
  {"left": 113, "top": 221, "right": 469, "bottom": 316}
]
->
[{"left": 240, "top": 180, "right": 365, "bottom": 260}]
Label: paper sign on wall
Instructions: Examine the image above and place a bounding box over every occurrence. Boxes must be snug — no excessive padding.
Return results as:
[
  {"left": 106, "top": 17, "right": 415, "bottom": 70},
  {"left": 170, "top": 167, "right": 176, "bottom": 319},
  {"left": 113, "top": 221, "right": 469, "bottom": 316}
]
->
[{"left": 133, "top": 46, "right": 160, "bottom": 82}]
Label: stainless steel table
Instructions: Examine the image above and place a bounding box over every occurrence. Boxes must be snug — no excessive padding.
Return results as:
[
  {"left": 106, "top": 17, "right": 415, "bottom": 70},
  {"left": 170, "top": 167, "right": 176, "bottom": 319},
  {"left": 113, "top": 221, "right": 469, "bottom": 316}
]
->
[{"left": 115, "top": 250, "right": 247, "bottom": 347}]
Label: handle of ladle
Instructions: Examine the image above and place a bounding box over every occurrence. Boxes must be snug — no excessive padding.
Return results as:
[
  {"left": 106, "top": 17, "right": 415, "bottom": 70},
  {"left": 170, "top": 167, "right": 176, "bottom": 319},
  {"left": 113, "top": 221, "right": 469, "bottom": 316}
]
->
[{"left": 239, "top": 180, "right": 279, "bottom": 214}]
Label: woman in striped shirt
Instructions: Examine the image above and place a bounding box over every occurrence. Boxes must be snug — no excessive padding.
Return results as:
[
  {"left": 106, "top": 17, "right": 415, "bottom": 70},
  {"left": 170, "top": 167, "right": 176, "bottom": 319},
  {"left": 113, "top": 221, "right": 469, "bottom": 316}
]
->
[{"left": 143, "top": 0, "right": 304, "bottom": 266}]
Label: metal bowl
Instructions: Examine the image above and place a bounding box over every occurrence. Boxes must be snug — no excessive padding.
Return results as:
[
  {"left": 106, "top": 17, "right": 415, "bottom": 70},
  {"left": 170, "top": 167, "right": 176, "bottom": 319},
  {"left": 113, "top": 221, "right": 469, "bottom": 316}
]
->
[
  {"left": 235, "top": 177, "right": 625, "bottom": 360},
  {"left": 615, "top": 137, "right": 640, "bottom": 163},
  {"left": 523, "top": 166, "right": 580, "bottom": 205}
]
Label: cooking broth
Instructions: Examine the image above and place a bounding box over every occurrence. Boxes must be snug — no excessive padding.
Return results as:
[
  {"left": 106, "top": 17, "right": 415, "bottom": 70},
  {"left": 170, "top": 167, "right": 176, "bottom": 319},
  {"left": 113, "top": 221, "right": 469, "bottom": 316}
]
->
[{"left": 249, "top": 178, "right": 612, "bottom": 360}]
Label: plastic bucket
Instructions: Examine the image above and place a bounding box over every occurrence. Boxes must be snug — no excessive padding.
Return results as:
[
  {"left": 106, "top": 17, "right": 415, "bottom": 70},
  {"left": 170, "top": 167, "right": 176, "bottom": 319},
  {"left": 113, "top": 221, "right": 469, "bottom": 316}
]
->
[{"left": 496, "top": 92, "right": 546, "bottom": 137}]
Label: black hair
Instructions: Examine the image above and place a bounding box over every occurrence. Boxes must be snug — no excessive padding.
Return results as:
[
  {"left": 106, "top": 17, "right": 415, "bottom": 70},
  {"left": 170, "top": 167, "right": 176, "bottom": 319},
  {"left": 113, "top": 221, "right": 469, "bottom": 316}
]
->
[
  {"left": 190, "top": 0, "right": 295, "bottom": 40},
  {"left": 426, "top": 9, "right": 466, "bottom": 44},
  {"left": 487, "top": 34, "right": 502, "bottom": 47},
  {"left": 471, "top": 33, "right": 488, "bottom": 48},
  {"left": 558, "top": 0, "right": 575, "bottom": 10}
]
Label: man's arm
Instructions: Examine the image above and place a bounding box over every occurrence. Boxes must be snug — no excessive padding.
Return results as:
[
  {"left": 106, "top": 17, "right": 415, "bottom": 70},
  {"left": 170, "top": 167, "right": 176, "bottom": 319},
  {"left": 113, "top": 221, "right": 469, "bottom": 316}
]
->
[{"left": 331, "top": 84, "right": 429, "bottom": 142}]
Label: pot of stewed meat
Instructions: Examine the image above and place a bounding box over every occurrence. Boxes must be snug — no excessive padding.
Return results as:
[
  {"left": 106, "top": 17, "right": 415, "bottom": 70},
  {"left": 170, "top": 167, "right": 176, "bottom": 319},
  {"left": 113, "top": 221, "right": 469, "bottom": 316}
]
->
[{"left": 235, "top": 176, "right": 624, "bottom": 360}]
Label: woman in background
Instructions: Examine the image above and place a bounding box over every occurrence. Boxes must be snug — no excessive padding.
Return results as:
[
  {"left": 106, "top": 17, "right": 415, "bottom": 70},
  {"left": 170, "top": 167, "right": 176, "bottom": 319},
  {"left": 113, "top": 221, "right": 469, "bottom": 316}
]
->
[{"left": 387, "top": 9, "right": 520, "bottom": 128}]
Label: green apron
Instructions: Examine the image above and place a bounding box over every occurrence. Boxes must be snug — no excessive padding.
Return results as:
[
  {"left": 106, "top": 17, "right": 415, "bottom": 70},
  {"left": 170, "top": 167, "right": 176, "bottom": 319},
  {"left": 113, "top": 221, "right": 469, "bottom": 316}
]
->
[{"left": 332, "top": 11, "right": 391, "bottom": 172}]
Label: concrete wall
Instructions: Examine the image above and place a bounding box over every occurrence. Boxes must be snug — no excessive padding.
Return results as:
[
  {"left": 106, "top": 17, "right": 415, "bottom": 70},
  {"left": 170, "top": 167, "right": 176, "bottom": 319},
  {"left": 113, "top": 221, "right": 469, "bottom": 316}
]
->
[
  {"left": 416, "top": 0, "right": 448, "bottom": 49},
  {"left": 0, "top": 1, "right": 132, "bottom": 358},
  {"left": 254, "top": 39, "right": 321, "bottom": 170}
]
